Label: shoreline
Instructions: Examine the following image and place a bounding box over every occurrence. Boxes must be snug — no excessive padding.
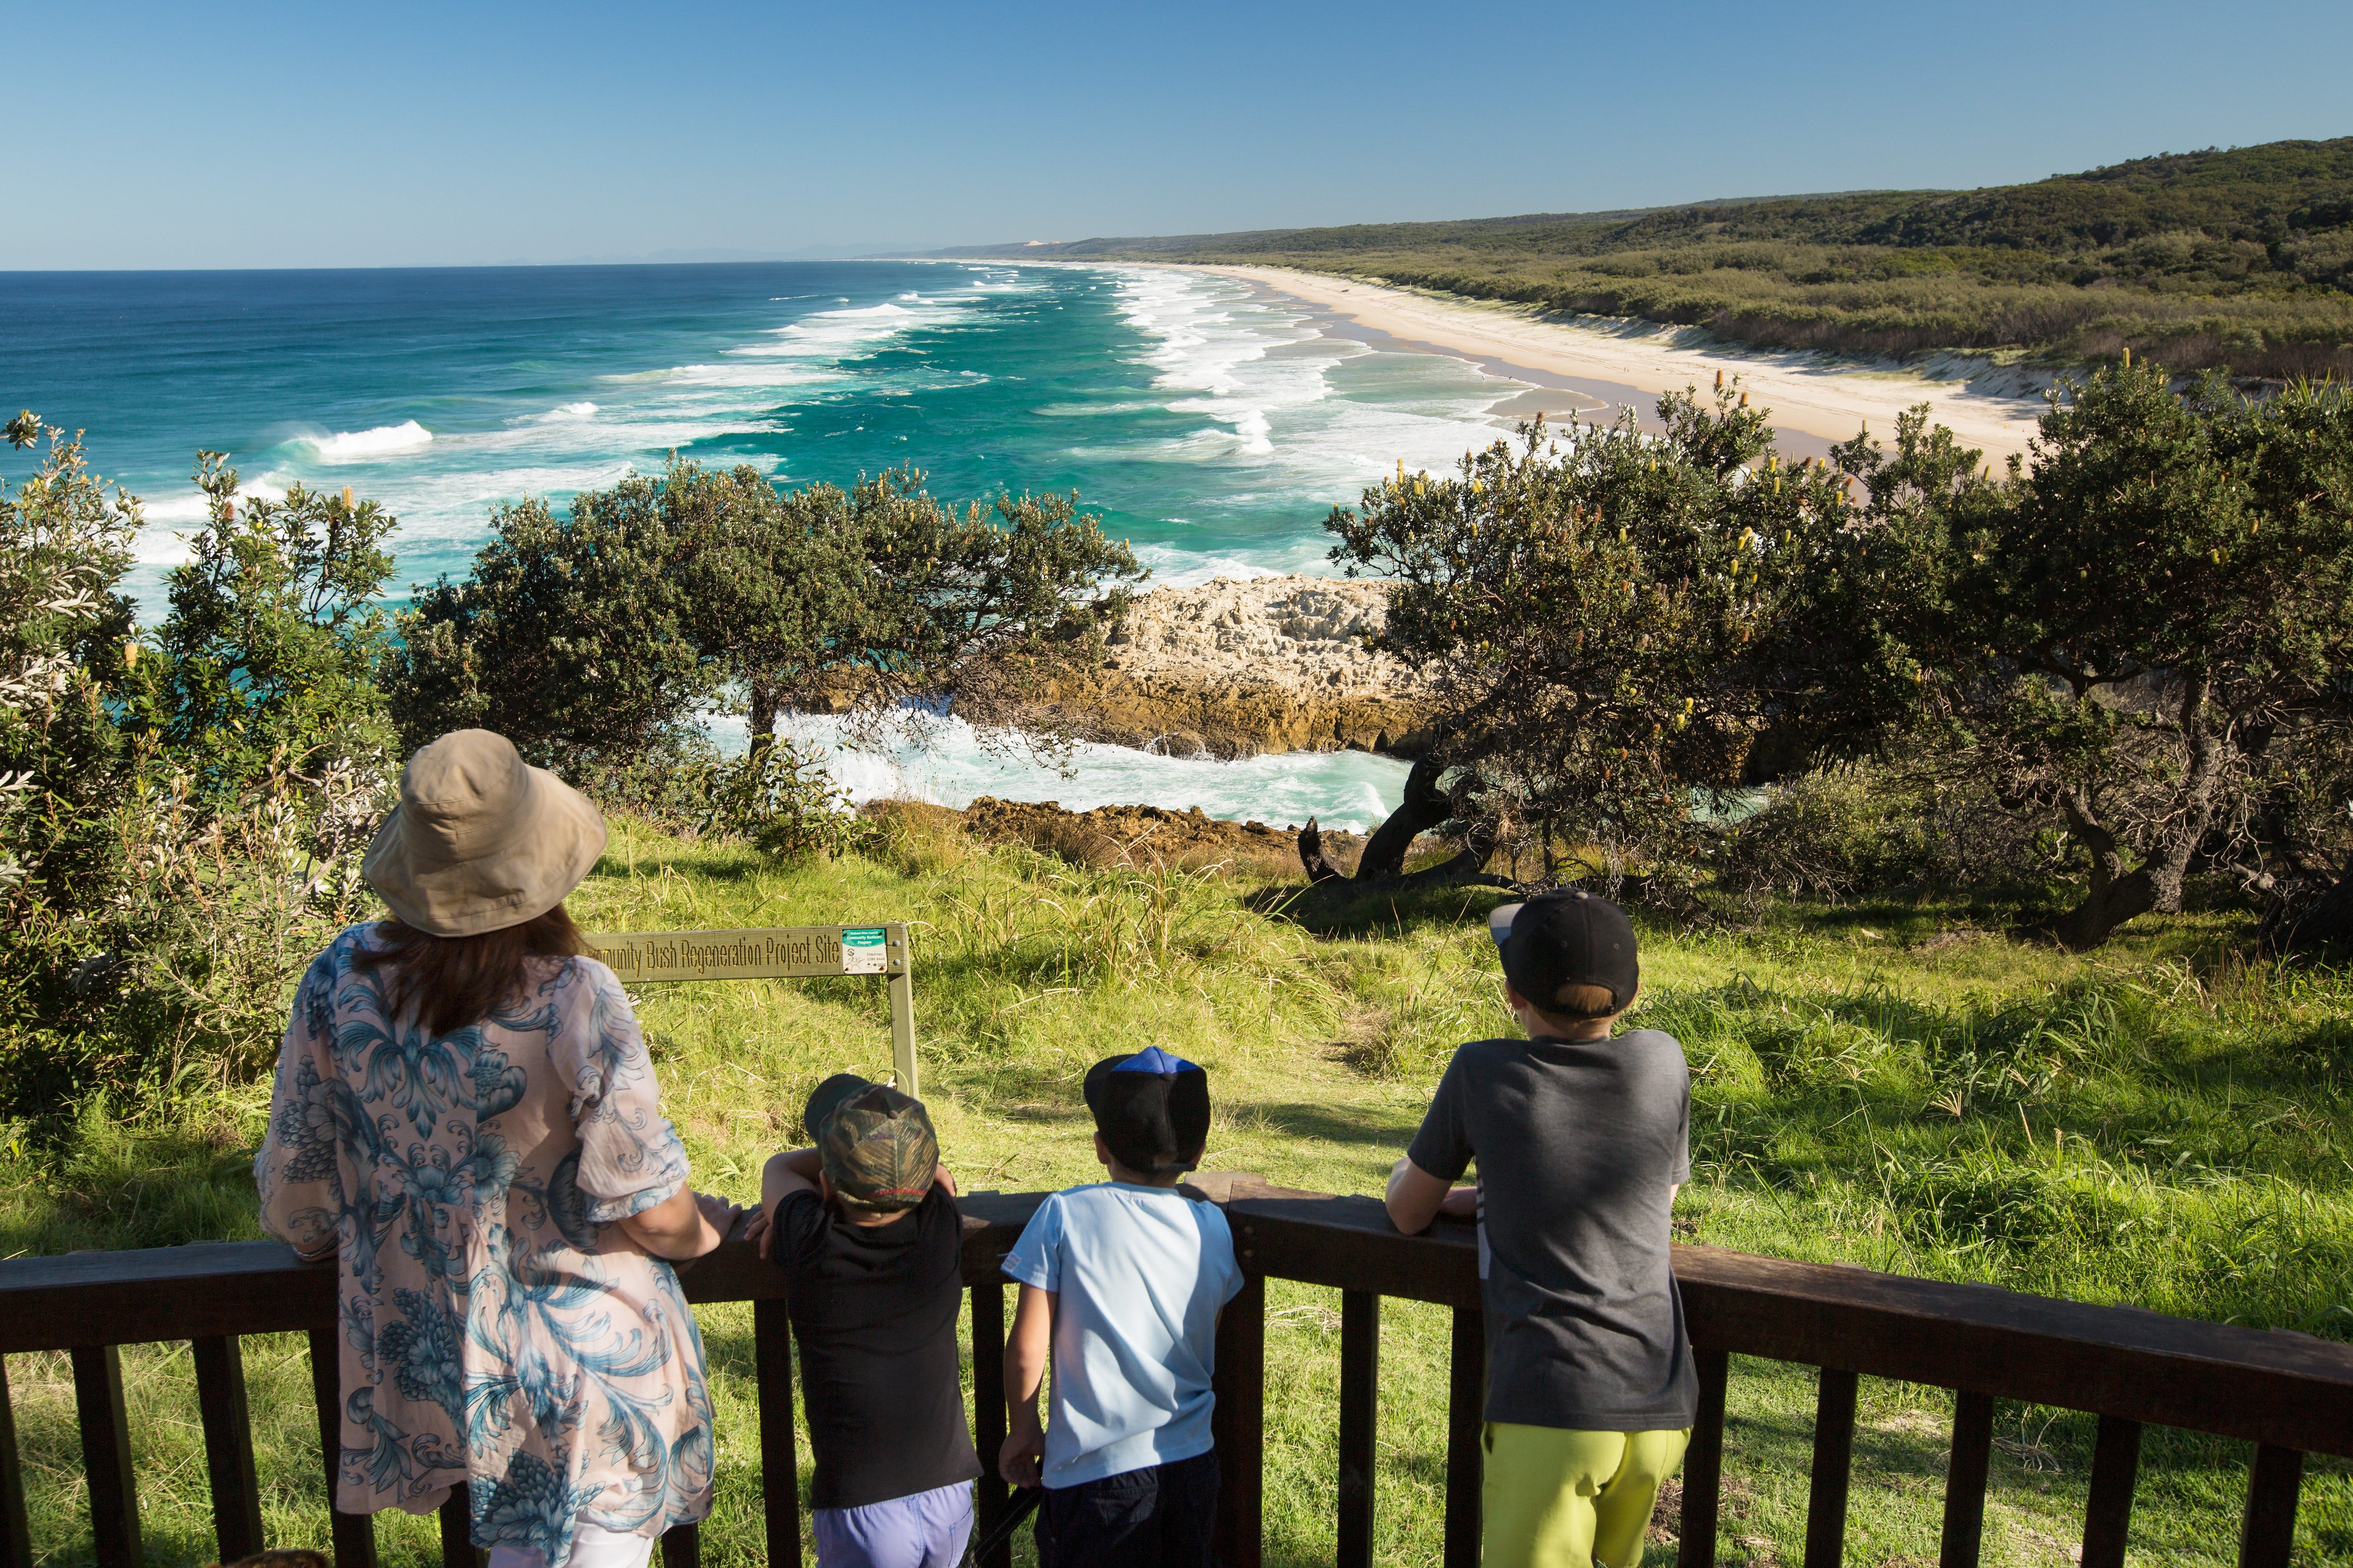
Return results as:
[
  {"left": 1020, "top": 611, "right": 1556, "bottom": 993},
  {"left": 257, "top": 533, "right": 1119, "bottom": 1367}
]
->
[{"left": 1163, "top": 264, "right": 2054, "bottom": 465}]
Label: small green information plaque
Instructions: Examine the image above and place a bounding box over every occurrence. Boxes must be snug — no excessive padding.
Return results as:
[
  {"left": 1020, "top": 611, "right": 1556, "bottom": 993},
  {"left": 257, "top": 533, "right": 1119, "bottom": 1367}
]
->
[{"left": 839, "top": 927, "right": 888, "bottom": 975}]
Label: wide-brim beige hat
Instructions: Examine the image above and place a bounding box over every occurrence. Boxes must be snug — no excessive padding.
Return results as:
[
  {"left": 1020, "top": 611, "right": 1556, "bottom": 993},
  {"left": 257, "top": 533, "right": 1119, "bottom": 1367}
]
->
[{"left": 363, "top": 729, "right": 607, "bottom": 938}]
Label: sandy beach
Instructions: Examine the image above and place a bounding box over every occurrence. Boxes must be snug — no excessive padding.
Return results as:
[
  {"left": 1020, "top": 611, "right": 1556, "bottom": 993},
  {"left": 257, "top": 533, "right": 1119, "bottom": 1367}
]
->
[{"left": 1179, "top": 264, "right": 2054, "bottom": 466}]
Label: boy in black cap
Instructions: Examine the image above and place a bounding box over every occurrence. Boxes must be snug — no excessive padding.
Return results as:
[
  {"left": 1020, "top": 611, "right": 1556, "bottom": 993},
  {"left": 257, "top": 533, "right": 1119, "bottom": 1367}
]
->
[
  {"left": 752, "top": 1074, "right": 979, "bottom": 1568},
  {"left": 999, "top": 1046, "right": 1243, "bottom": 1568},
  {"left": 1385, "top": 891, "right": 1695, "bottom": 1568}
]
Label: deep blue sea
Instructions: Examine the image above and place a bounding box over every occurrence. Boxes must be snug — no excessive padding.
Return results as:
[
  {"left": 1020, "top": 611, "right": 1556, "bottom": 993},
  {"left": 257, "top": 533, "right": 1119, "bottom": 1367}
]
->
[{"left": 4, "top": 261, "right": 1561, "bottom": 827}]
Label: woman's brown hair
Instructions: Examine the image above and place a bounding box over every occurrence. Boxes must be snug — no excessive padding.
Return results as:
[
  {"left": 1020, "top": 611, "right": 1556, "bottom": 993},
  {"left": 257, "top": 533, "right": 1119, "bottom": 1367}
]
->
[{"left": 352, "top": 903, "right": 588, "bottom": 1038}]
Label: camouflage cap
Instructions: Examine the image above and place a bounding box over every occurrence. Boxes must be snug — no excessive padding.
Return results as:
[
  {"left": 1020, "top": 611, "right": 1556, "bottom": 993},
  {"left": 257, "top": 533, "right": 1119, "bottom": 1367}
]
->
[{"left": 805, "top": 1073, "right": 938, "bottom": 1210}]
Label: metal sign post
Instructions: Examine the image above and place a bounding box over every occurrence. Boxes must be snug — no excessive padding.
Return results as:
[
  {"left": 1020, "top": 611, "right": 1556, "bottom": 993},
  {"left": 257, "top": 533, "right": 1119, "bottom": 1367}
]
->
[{"left": 580, "top": 923, "right": 919, "bottom": 1099}]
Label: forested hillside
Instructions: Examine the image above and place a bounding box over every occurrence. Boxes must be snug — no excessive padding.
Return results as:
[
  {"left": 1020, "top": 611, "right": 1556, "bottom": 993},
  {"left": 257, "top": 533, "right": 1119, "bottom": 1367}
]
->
[{"left": 958, "top": 138, "right": 2353, "bottom": 376}]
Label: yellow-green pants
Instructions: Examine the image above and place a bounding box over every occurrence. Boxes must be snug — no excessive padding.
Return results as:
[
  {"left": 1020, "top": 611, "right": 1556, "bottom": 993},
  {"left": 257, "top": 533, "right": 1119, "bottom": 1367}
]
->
[{"left": 1480, "top": 1422, "right": 1691, "bottom": 1568}]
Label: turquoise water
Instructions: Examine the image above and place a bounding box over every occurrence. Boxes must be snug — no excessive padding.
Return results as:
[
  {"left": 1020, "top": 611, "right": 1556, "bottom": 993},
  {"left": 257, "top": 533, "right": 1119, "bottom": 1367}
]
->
[{"left": 5, "top": 261, "right": 1543, "bottom": 826}]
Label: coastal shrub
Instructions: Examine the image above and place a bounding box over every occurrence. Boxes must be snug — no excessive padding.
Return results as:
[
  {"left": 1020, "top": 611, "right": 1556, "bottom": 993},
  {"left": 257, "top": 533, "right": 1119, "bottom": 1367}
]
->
[
  {"left": 1326, "top": 383, "right": 1910, "bottom": 881},
  {"left": 1714, "top": 767, "right": 1950, "bottom": 900},
  {"left": 385, "top": 481, "right": 714, "bottom": 770},
  {"left": 0, "top": 416, "right": 148, "bottom": 1113},
  {"left": 111, "top": 750, "right": 392, "bottom": 1088},
  {"left": 585, "top": 738, "right": 873, "bottom": 864},
  {"left": 799, "top": 469, "right": 1144, "bottom": 746},
  {"left": 138, "top": 453, "right": 397, "bottom": 797},
  {"left": 386, "top": 459, "right": 1144, "bottom": 766},
  {"left": 0, "top": 417, "right": 400, "bottom": 1117},
  {"left": 1909, "top": 367, "right": 2353, "bottom": 948},
  {"left": 667, "top": 462, "right": 860, "bottom": 743},
  {"left": 1335, "top": 359, "right": 2353, "bottom": 950}
]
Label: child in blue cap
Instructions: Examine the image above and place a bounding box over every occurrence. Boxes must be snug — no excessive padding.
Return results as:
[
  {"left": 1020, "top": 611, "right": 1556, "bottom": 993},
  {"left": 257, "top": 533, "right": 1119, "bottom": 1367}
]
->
[{"left": 999, "top": 1047, "right": 1242, "bottom": 1568}]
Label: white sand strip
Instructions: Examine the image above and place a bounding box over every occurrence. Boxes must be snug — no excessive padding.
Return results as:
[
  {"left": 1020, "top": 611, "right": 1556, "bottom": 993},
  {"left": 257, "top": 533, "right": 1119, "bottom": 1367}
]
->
[{"left": 1177, "top": 264, "right": 2053, "bottom": 466}]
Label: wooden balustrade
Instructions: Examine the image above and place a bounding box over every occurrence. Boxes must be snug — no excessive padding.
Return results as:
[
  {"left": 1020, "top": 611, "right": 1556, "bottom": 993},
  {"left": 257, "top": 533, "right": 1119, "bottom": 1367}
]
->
[{"left": 0, "top": 1177, "right": 2347, "bottom": 1568}]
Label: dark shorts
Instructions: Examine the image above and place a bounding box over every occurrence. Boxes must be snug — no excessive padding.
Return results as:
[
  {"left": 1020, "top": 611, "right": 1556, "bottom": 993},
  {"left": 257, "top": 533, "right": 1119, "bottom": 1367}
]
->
[{"left": 1035, "top": 1450, "right": 1219, "bottom": 1568}]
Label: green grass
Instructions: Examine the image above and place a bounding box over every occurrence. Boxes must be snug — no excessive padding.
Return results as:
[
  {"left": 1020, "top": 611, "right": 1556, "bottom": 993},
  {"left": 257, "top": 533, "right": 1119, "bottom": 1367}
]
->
[{"left": 5, "top": 812, "right": 2350, "bottom": 1565}]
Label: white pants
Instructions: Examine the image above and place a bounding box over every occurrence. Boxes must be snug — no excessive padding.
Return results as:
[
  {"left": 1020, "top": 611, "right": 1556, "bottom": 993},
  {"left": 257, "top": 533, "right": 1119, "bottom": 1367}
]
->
[{"left": 487, "top": 1522, "right": 658, "bottom": 1568}]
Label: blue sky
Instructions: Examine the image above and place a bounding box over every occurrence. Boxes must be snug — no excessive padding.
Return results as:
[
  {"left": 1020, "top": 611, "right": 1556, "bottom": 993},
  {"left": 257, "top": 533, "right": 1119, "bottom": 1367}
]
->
[{"left": 11, "top": 0, "right": 2350, "bottom": 269}]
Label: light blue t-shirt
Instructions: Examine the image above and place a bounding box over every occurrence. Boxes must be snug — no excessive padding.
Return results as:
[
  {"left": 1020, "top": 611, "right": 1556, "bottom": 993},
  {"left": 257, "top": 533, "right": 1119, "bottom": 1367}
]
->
[{"left": 1001, "top": 1182, "right": 1244, "bottom": 1488}]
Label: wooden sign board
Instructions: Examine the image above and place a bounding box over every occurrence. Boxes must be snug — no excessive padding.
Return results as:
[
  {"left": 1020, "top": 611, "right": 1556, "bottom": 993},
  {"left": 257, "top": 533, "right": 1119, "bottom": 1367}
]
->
[
  {"left": 582, "top": 926, "right": 903, "bottom": 981},
  {"left": 580, "top": 923, "right": 919, "bottom": 1097}
]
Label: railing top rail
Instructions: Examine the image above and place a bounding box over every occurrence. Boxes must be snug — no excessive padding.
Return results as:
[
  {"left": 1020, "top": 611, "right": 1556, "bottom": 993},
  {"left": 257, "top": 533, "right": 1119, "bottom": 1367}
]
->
[{"left": 3, "top": 1176, "right": 2348, "bottom": 1458}]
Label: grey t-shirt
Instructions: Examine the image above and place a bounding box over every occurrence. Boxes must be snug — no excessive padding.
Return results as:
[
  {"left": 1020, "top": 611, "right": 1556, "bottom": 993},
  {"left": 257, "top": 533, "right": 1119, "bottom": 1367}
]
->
[{"left": 1406, "top": 1029, "right": 1697, "bottom": 1431}]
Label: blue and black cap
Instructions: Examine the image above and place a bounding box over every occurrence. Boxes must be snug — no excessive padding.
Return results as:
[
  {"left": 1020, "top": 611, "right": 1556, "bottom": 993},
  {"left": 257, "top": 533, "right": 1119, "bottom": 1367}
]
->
[{"left": 1083, "top": 1046, "right": 1211, "bottom": 1174}]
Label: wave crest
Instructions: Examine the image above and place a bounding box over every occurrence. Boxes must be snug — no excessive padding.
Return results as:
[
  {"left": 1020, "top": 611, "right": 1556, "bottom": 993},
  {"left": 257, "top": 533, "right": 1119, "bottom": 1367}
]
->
[{"left": 292, "top": 420, "right": 433, "bottom": 462}]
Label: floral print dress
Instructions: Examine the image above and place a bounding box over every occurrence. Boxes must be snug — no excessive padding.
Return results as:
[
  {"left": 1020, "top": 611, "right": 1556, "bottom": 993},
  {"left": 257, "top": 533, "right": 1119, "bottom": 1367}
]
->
[{"left": 257, "top": 924, "right": 715, "bottom": 1567}]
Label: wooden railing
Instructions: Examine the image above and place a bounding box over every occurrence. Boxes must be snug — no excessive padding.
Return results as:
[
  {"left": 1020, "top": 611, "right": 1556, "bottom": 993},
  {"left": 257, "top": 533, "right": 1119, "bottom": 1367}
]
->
[{"left": 2, "top": 1175, "right": 2348, "bottom": 1568}]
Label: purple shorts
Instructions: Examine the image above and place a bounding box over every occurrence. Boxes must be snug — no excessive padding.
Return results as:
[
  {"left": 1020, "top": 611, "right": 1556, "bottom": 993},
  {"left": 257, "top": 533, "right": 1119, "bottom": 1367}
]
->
[{"left": 812, "top": 1480, "right": 975, "bottom": 1568}]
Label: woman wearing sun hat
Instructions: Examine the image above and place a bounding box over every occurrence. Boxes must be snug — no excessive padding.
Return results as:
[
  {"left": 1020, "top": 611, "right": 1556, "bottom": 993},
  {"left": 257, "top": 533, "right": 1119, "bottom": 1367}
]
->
[{"left": 256, "top": 729, "right": 731, "bottom": 1568}]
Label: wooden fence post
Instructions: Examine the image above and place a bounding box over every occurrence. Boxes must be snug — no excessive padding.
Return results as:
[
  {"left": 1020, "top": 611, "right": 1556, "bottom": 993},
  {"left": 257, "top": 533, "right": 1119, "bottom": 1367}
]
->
[
  {"left": 191, "top": 1335, "right": 265, "bottom": 1565},
  {"left": 1210, "top": 1272, "right": 1266, "bottom": 1568},
  {"left": 1337, "top": 1290, "right": 1379, "bottom": 1568},
  {"left": 1444, "top": 1306, "right": 1485, "bottom": 1568}
]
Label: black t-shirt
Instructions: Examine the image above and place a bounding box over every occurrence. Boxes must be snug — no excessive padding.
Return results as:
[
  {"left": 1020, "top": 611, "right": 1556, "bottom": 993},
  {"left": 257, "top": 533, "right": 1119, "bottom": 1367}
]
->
[
  {"left": 1406, "top": 1029, "right": 1697, "bottom": 1432},
  {"left": 772, "top": 1184, "right": 982, "bottom": 1509}
]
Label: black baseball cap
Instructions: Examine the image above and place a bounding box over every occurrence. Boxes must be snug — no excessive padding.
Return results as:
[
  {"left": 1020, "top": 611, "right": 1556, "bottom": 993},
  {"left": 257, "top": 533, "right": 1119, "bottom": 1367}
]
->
[
  {"left": 1488, "top": 890, "right": 1639, "bottom": 1018},
  {"left": 1083, "top": 1047, "right": 1211, "bottom": 1174}
]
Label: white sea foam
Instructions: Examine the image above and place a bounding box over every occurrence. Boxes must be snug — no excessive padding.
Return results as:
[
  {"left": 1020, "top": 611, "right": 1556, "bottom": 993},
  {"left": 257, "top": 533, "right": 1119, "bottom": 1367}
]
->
[
  {"left": 728, "top": 297, "right": 972, "bottom": 363},
  {"left": 292, "top": 420, "right": 434, "bottom": 462},
  {"left": 1129, "top": 541, "right": 1334, "bottom": 589},
  {"left": 518, "top": 401, "right": 599, "bottom": 424},
  {"left": 765, "top": 710, "right": 1406, "bottom": 831},
  {"left": 1101, "top": 268, "right": 1524, "bottom": 496}
]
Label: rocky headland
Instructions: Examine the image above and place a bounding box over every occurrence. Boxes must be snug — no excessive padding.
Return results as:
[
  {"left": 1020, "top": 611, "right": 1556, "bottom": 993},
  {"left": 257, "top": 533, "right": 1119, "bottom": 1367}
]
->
[{"left": 1034, "top": 574, "right": 1434, "bottom": 759}]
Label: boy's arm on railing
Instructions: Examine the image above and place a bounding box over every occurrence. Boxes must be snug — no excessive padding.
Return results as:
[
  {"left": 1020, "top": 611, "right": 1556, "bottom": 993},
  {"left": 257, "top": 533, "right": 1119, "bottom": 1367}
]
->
[
  {"left": 749, "top": 1150, "right": 821, "bottom": 1256},
  {"left": 1000, "top": 1283, "right": 1053, "bottom": 1487},
  {"left": 1384, "top": 1157, "right": 1465, "bottom": 1234}
]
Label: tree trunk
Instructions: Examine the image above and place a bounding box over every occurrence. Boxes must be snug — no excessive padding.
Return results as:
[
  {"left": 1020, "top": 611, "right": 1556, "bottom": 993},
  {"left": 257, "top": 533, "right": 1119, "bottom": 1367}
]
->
[
  {"left": 2145, "top": 673, "right": 2221, "bottom": 915},
  {"left": 1294, "top": 756, "right": 1507, "bottom": 895},
  {"left": 2262, "top": 851, "right": 2353, "bottom": 954},
  {"left": 2050, "top": 790, "right": 2157, "bottom": 950},
  {"left": 1298, "top": 819, "right": 1345, "bottom": 883},
  {"left": 1355, "top": 757, "right": 1455, "bottom": 880},
  {"left": 747, "top": 682, "right": 780, "bottom": 753}
]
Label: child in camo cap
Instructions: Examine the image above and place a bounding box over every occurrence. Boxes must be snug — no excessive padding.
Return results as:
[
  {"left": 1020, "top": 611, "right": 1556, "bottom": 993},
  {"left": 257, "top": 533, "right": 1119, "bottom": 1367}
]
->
[{"left": 754, "top": 1074, "right": 978, "bottom": 1568}]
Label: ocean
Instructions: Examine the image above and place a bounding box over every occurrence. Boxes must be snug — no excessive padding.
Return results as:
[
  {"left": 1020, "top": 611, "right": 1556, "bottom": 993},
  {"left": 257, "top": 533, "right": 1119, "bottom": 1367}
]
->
[{"left": 4, "top": 261, "right": 1556, "bottom": 828}]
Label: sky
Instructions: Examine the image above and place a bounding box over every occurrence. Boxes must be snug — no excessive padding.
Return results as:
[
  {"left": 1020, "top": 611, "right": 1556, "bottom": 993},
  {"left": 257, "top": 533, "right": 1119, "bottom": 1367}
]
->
[{"left": 10, "top": 0, "right": 2351, "bottom": 270}]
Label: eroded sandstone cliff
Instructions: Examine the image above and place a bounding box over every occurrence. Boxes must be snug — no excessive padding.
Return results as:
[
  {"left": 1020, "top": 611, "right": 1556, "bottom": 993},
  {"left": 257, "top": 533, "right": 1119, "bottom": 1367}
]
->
[{"left": 1034, "top": 575, "right": 1435, "bottom": 758}]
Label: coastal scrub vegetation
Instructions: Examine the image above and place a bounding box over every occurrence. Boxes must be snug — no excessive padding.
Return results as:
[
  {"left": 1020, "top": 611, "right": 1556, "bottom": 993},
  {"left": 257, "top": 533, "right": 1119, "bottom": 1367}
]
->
[
  {"left": 384, "top": 457, "right": 1144, "bottom": 771},
  {"left": 979, "top": 137, "right": 2353, "bottom": 377},
  {"left": 1322, "top": 361, "right": 2353, "bottom": 957}
]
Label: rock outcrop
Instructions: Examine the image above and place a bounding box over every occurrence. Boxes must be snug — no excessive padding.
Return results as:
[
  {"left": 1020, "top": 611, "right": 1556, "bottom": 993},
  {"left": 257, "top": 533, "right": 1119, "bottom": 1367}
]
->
[
  {"left": 1034, "top": 575, "right": 1436, "bottom": 759},
  {"left": 961, "top": 795, "right": 1362, "bottom": 873}
]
